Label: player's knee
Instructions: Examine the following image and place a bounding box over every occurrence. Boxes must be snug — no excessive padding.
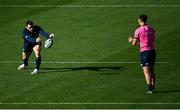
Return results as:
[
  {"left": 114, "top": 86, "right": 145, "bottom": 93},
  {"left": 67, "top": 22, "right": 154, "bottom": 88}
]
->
[
  {"left": 35, "top": 54, "right": 41, "bottom": 58},
  {"left": 33, "top": 45, "right": 41, "bottom": 52}
]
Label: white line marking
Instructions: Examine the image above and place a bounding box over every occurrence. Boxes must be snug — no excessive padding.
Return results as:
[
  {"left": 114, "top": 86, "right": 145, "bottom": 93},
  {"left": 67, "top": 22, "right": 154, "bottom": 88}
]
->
[
  {"left": 0, "top": 5, "right": 180, "bottom": 8},
  {"left": 0, "top": 61, "right": 171, "bottom": 64},
  {"left": 0, "top": 102, "right": 179, "bottom": 105}
]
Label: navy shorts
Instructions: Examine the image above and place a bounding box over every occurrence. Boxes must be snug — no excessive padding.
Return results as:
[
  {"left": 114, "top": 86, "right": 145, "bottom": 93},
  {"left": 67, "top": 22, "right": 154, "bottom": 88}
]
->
[
  {"left": 140, "top": 49, "right": 156, "bottom": 67},
  {"left": 23, "top": 42, "right": 41, "bottom": 53}
]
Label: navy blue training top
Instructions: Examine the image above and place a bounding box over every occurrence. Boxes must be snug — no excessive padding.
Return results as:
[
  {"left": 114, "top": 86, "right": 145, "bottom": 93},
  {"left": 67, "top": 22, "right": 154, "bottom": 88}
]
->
[{"left": 22, "top": 25, "right": 49, "bottom": 44}]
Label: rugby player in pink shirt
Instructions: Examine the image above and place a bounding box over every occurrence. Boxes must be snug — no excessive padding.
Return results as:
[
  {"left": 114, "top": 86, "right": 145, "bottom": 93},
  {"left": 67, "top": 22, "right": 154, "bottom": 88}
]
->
[{"left": 128, "top": 15, "right": 156, "bottom": 94}]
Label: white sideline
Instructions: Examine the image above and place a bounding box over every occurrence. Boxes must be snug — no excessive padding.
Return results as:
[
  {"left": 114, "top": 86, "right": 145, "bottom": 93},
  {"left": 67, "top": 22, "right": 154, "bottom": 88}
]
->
[
  {"left": 0, "top": 102, "right": 179, "bottom": 105},
  {"left": 0, "top": 5, "right": 180, "bottom": 8},
  {"left": 0, "top": 61, "right": 171, "bottom": 64}
]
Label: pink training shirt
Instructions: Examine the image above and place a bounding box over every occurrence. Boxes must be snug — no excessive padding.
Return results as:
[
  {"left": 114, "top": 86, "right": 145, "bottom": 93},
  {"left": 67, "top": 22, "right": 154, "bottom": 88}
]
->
[{"left": 134, "top": 25, "right": 155, "bottom": 52}]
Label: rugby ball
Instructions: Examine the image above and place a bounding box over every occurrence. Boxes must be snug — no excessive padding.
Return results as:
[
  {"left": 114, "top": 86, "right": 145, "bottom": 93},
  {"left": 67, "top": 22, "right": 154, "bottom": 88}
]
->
[{"left": 44, "top": 38, "right": 53, "bottom": 48}]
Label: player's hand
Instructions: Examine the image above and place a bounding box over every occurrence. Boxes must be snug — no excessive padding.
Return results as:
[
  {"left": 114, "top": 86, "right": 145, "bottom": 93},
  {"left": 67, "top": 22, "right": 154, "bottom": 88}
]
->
[
  {"left": 128, "top": 36, "right": 133, "bottom": 43},
  {"left": 36, "top": 37, "right": 41, "bottom": 43},
  {"left": 49, "top": 33, "right": 54, "bottom": 39}
]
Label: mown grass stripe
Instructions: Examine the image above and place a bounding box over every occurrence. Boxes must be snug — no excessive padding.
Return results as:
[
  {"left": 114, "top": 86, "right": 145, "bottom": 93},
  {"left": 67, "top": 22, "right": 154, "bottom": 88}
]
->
[{"left": 1, "top": 5, "right": 180, "bottom": 8}]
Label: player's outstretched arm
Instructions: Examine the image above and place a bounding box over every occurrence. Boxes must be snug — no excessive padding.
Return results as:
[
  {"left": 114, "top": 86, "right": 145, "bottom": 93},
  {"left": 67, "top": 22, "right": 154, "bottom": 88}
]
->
[
  {"left": 39, "top": 29, "right": 49, "bottom": 38},
  {"left": 38, "top": 26, "right": 54, "bottom": 39}
]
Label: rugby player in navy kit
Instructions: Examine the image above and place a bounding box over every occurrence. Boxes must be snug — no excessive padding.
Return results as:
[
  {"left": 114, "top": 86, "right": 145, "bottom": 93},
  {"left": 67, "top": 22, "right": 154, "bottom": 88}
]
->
[{"left": 18, "top": 20, "right": 54, "bottom": 74}]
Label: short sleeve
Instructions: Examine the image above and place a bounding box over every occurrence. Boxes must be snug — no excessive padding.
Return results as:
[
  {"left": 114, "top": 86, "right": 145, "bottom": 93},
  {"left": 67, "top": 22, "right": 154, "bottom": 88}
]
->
[{"left": 134, "top": 28, "right": 140, "bottom": 39}]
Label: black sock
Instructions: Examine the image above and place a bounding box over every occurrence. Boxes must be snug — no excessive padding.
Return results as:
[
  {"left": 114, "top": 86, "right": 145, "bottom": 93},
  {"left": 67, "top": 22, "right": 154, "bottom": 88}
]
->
[
  {"left": 147, "top": 84, "right": 152, "bottom": 91},
  {"left": 152, "top": 85, "right": 155, "bottom": 90},
  {"left": 23, "top": 59, "right": 28, "bottom": 66},
  {"left": 35, "top": 57, "right": 41, "bottom": 70}
]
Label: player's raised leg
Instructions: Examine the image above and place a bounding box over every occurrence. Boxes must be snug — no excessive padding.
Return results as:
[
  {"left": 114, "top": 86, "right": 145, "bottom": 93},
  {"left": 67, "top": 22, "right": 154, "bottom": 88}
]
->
[{"left": 31, "top": 44, "right": 41, "bottom": 74}]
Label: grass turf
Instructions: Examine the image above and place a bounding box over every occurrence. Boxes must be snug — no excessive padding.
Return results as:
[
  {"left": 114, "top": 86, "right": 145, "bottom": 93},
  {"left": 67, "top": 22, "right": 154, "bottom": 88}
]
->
[{"left": 0, "top": 0, "right": 180, "bottom": 109}]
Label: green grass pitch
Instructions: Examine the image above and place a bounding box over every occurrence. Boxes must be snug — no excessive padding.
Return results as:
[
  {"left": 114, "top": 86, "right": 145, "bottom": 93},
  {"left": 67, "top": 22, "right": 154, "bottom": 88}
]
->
[{"left": 0, "top": 0, "right": 180, "bottom": 109}]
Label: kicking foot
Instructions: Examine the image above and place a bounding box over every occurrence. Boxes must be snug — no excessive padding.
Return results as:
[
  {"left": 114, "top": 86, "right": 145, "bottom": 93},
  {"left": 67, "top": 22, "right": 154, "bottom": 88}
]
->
[
  {"left": 31, "top": 69, "right": 39, "bottom": 74},
  {"left": 18, "top": 64, "right": 27, "bottom": 70}
]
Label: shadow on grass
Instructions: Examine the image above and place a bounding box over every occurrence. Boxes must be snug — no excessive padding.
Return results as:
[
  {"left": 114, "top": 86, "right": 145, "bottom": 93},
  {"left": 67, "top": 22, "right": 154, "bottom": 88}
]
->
[
  {"left": 39, "top": 66, "right": 125, "bottom": 74},
  {"left": 155, "top": 89, "right": 180, "bottom": 94}
]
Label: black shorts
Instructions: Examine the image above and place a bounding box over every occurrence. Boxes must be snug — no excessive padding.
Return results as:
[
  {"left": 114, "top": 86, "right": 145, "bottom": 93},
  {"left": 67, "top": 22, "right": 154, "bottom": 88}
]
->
[
  {"left": 23, "top": 42, "right": 41, "bottom": 53},
  {"left": 140, "top": 49, "right": 156, "bottom": 67}
]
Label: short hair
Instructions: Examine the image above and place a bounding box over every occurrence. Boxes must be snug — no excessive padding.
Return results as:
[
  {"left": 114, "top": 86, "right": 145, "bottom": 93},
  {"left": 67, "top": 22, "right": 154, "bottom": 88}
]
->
[
  {"left": 139, "top": 14, "right": 148, "bottom": 23},
  {"left": 26, "top": 20, "right": 34, "bottom": 26}
]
